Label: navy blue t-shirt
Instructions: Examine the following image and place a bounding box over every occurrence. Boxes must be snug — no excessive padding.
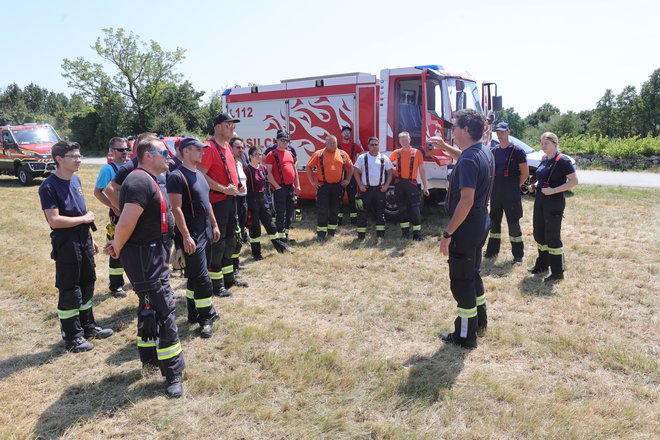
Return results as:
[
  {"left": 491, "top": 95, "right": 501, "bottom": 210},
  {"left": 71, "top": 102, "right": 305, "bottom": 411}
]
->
[
  {"left": 492, "top": 143, "right": 526, "bottom": 179},
  {"left": 535, "top": 153, "right": 576, "bottom": 197},
  {"left": 166, "top": 166, "right": 212, "bottom": 239},
  {"left": 446, "top": 143, "right": 494, "bottom": 217},
  {"left": 39, "top": 174, "right": 87, "bottom": 219}
]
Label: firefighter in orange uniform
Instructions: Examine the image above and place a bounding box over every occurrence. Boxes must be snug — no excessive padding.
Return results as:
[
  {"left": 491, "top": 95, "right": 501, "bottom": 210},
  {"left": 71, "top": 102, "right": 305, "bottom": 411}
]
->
[
  {"left": 389, "top": 131, "right": 429, "bottom": 240},
  {"left": 306, "top": 135, "right": 353, "bottom": 241},
  {"left": 338, "top": 125, "right": 363, "bottom": 225}
]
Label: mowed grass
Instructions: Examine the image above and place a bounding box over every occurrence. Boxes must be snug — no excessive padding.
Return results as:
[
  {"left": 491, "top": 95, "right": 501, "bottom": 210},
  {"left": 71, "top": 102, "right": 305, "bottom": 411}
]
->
[{"left": 0, "top": 166, "right": 658, "bottom": 440}]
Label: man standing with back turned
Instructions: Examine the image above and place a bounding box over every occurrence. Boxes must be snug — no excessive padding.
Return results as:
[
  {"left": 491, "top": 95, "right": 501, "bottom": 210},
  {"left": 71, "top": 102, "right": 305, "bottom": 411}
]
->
[{"left": 430, "top": 109, "right": 494, "bottom": 349}]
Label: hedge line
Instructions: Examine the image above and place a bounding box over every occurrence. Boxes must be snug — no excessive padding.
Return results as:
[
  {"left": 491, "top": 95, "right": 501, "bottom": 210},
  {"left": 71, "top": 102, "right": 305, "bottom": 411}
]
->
[{"left": 556, "top": 135, "right": 660, "bottom": 159}]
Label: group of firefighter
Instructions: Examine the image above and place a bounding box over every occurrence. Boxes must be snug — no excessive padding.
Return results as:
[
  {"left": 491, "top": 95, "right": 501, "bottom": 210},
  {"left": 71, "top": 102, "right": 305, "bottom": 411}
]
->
[{"left": 38, "top": 109, "right": 577, "bottom": 398}]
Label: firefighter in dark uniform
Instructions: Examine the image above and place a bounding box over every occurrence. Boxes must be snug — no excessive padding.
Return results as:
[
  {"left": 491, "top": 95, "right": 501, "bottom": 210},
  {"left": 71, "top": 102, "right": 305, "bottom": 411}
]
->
[
  {"left": 264, "top": 131, "right": 301, "bottom": 242},
  {"left": 306, "top": 135, "right": 354, "bottom": 241},
  {"left": 199, "top": 113, "right": 248, "bottom": 295},
  {"left": 484, "top": 122, "right": 529, "bottom": 264},
  {"left": 353, "top": 136, "right": 394, "bottom": 240},
  {"left": 93, "top": 136, "right": 129, "bottom": 297},
  {"left": 338, "top": 125, "right": 363, "bottom": 225},
  {"left": 104, "top": 138, "right": 185, "bottom": 398},
  {"left": 529, "top": 132, "right": 578, "bottom": 282},
  {"left": 431, "top": 109, "right": 494, "bottom": 350},
  {"left": 39, "top": 141, "right": 114, "bottom": 352},
  {"left": 245, "top": 146, "right": 290, "bottom": 259},
  {"left": 230, "top": 137, "right": 248, "bottom": 276},
  {"left": 389, "top": 131, "right": 430, "bottom": 240},
  {"left": 167, "top": 136, "right": 221, "bottom": 338}
]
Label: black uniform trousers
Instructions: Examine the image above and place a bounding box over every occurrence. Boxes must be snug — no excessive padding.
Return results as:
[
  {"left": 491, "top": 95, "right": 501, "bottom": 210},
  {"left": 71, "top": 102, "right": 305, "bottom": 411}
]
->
[
  {"left": 233, "top": 195, "right": 247, "bottom": 269},
  {"left": 447, "top": 212, "right": 489, "bottom": 347},
  {"left": 181, "top": 234, "right": 219, "bottom": 326},
  {"left": 51, "top": 225, "right": 98, "bottom": 341},
  {"left": 395, "top": 180, "right": 422, "bottom": 238},
  {"left": 121, "top": 237, "right": 185, "bottom": 379},
  {"left": 107, "top": 209, "right": 125, "bottom": 291},
  {"left": 210, "top": 196, "right": 238, "bottom": 290},
  {"left": 532, "top": 193, "right": 566, "bottom": 275},
  {"left": 340, "top": 176, "right": 358, "bottom": 224},
  {"left": 316, "top": 183, "right": 342, "bottom": 238},
  {"left": 247, "top": 192, "right": 280, "bottom": 257},
  {"left": 356, "top": 187, "right": 386, "bottom": 238},
  {"left": 486, "top": 181, "right": 524, "bottom": 258},
  {"left": 273, "top": 185, "right": 294, "bottom": 238}
]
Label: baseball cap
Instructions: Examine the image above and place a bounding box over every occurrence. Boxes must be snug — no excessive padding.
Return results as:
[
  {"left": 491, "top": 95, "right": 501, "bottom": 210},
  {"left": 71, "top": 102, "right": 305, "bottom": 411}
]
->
[
  {"left": 213, "top": 112, "right": 240, "bottom": 126},
  {"left": 341, "top": 125, "right": 352, "bottom": 132},
  {"left": 495, "top": 122, "right": 510, "bottom": 131},
  {"left": 276, "top": 131, "right": 290, "bottom": 141},
  {"left": 178, "top": 136, "right": 208, "bottom": 149}
]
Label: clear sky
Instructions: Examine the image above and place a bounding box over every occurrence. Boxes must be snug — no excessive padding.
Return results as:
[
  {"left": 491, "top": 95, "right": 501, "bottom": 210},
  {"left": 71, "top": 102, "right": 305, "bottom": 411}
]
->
[{"left": 3, "top": 0, "right": 658, "bottom": 117}]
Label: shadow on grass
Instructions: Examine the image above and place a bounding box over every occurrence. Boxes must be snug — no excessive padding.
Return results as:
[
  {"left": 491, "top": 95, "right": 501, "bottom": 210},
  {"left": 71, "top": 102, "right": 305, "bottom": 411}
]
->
[
  {"left": 518, "top": 275, "right": 557, "bottom": 296},
  {"left": 0, "top": 342, "right": 64, "bottom": 382},
  {"left": 33, "top": 370, "right": 163, "bottom": 439},
  {"left": 481, "top": 257, "right": 515, "bottom": 277},
  {"left": 399, "top": 344, "right": 466, "bottom": 403}
]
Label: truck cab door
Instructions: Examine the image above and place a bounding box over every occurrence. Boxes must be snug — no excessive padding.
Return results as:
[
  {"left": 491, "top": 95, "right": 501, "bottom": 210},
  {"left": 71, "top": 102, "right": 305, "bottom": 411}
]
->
[{"left": 421, "top": 69, "right": 452, "bottom": 166}]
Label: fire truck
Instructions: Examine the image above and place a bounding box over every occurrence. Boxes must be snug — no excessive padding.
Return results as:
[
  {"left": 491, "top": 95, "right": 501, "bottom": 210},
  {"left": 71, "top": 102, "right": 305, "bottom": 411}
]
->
[
  {"left": 0, "top": 123, "right": 59, "bottom": 185},
  {"left": 223, "top": 64, "right": 501, "bottom": 210}
]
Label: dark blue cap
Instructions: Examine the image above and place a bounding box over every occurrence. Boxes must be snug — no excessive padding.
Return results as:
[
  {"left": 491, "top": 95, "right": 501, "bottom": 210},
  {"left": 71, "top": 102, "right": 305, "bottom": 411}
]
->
[
  {"left": 178, "top": 136, "right": 208, "bottom": 149},
  {"left": 495, "top": 122, "right": 510, "bottom": 131}
]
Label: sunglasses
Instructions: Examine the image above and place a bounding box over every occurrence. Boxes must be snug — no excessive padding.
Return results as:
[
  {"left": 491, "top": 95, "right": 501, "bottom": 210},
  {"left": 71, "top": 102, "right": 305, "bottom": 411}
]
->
[
  {"left": 146, "top": 149, "right": 168, "bottom": 157},
  {"left": 113, "top": 148, "right": 129, "bottom": 152},
  {"left": 368, "top": 143, "right": 379, "bottom": 147}
]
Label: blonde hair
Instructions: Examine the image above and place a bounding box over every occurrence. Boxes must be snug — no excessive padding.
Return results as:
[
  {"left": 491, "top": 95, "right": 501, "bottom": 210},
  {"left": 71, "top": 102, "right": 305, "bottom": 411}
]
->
[{"left": 540, "top": 132, "right": 559, "bottom": 146}]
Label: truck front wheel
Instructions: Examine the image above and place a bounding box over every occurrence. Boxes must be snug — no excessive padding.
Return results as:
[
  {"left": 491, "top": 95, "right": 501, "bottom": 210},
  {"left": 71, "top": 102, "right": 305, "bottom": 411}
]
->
[{"left": 18, "top": 166, "right": 35, "bottom": 186}]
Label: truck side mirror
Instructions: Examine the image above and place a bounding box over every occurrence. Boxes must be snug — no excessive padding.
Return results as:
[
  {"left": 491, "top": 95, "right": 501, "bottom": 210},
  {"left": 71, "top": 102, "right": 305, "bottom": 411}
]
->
[
  {"left": 492, "top": 96, "right": 503, "bottom": 111},
  {"left": 455, "top": 80, "right": 465, "bottom": 92}
]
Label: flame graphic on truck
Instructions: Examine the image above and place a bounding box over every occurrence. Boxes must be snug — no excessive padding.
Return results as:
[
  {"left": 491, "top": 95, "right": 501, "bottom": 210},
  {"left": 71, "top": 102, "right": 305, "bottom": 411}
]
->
[{"left": 263, "top": 96, "right": 353, "bottom": 158}]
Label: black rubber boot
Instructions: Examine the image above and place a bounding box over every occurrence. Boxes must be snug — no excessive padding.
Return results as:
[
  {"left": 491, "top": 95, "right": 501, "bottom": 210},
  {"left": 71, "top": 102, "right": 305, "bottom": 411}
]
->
[
  {"left": 484, "top": 237, "right": 500, "bottom": 258},
  {"left": 251, "top": 242, "right": 263, "bottom": 260}
]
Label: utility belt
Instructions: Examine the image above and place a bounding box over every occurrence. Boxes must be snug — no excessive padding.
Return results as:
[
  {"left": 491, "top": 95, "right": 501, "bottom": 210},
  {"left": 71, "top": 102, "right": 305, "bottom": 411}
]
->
[
  {"left": 126, "top": 232, "right": 172, "bottom": 247},
  {"left": 394, "top": 178, "right": 417, "bottom": 186},
  {"left": 51, "top": 223, "right": 92, "bottom": 237},
  {"left": 274, "top": 183, "right": 294, "bottom": 190},
  {"left": 320, "top": 180, "right": 342, "bottom": 186},
  {"left": 364, "top": 185, "right": 383, "bottom": 191}
]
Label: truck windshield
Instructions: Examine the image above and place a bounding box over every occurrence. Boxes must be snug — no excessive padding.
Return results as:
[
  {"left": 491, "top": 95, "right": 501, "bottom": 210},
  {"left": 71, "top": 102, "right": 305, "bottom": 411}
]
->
[
  {"left": 447, "top": 79, "right": 482, "bottom": 113},
  {"left": 12, "top": 127, "right": 60, "bottom": 145}
]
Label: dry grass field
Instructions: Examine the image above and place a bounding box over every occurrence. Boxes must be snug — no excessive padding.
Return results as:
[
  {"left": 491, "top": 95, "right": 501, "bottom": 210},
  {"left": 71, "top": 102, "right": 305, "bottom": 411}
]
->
[{"left": 0, "top": 165, "right": 658, "bottom": 440}]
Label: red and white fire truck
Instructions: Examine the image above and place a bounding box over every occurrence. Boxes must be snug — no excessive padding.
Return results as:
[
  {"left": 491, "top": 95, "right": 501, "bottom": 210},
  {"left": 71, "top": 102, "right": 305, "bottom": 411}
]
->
[
  {"left": 0, "top": 123, "right": 59, "bottom": 185},
  {"left": 223, "top": 64, "right": 501, "bottom": 206}
]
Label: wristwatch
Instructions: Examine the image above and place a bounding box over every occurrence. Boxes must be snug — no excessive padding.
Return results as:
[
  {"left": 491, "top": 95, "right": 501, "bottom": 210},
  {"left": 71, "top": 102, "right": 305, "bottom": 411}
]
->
[{"left": 443, "top": 231, "right": 453, "bottom": 239}]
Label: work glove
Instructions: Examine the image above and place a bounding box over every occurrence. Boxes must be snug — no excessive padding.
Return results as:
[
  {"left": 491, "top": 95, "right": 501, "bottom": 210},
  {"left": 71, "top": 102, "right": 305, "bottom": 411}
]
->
[
  {"left": 170, "top": 246, "right": 186, "bottom": 270},
  {"left": 139, "top": 301, "right": 159, "bottom": 341}
]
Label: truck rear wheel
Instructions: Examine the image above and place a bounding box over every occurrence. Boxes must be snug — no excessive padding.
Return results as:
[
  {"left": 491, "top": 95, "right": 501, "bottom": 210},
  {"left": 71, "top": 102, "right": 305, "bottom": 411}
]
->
[{"left": 18, "top": 166, "right": 34, "bottom": 186}]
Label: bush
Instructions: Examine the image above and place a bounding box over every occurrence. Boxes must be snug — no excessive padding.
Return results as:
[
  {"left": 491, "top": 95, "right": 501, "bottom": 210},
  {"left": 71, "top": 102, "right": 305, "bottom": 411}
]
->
[{"left": 541, "top": 135, "right": 660, "bottom": 159}]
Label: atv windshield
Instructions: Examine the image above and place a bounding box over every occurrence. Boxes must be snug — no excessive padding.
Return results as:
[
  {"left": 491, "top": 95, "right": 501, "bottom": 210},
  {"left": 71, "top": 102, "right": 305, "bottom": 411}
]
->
[{"left": 12, "top": 127, "right": 60, "bottom": 145}]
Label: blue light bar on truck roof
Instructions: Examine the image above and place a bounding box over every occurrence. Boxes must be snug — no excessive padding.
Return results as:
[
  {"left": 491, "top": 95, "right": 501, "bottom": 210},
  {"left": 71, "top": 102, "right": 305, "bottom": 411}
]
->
[
  {"left": 414, "top": 64, "right": 445, "bottom": 71},
  {"left": 222, "top": 88, "right": 232, "bottom": 96}
]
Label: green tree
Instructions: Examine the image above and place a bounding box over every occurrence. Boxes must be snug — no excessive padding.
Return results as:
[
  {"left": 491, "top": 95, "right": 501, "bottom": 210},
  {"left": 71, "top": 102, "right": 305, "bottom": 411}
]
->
[
  {"left": 156, "top": 80, "right": 205, "bottom": 133},
  {"left": 613, "top": 85, "right": 639, "bottom": 137},
  {"left": 638, "top": 69, "right": 660, "bottom": 137},
  {"left": 524, "top": 103, "right": 560, "bottom": 128},
  {"left": 494, "top": 107, "right": 524, "bottom": 137},
  {"left": 62, "top": 28, "right": 186, "bottom": 132},
  {"left": 588, "top": 89, "right": 615, "bottom": 136}
]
